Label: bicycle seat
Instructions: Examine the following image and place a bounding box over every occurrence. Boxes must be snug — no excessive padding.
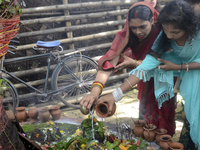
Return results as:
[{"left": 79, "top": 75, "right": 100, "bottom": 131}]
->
[{"left": 36, "top": 40, "right": 61, "bottom": 48}]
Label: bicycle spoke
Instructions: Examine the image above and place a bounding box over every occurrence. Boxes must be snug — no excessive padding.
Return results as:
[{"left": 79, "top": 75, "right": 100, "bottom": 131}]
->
[{"left": 52, "top": 55, "right": 98, "bottom": 108}]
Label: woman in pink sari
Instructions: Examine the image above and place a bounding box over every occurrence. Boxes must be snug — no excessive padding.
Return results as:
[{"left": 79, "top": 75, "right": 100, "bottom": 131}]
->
[{"left": 80, "top": 1, "right": 176, "bottom": 136}]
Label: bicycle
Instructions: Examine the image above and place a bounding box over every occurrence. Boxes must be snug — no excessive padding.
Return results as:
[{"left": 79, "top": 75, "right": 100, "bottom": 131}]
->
[{"left": 1, "top": 40, "right": 98, "bottom": 112}]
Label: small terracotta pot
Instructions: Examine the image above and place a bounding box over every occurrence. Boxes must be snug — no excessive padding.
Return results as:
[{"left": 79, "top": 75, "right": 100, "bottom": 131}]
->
[
  {"left": 50, "top": 105, "right": 61, "bottom": 120},
  {"left": 28, "top": 107, "right": 38, "bottom": 123},
  {"left": 133, "top": 120, "right": 146, "bottom": 138},
  {"left": 15, "top": 107, "right": 27, "bottom": 122},
  {"left": 169, "top": 142, "right": 184, "bottom": 150},
  {"left": 159, "top": 134, "right": 172, "bottom": 150},
  {"left": 95, "top": 102, "right": 116, "bottom": 118},
  {"left": 143, "top": 124, "right": 156, "bottom": 142},
  {"left": 38, "top": 107, "right": 50, "bottom": 122},
  {"left": 155, "top": 128, "right": 168, "bottom": 144},
  {"left": 6, "top": 110, "right": 15, "bottom": 120}
]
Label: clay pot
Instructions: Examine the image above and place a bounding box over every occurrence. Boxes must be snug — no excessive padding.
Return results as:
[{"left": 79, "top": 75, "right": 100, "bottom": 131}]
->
[
  {"left": 155, "top": 128, "right": 168, "bottom": 144},
  {"left": 28, "top": 107, "right": 38, "bottom": 123},
  {"left": 159, "top": 134, "right": 172, "bottom": 150},
  {"left": 143, "top": 124, "right": 156, "bottom": 142},
  {"left": 6, "top": 110, "right": 15, "bottom": 120},
  {"left": 50, "top": 105, "right": 61, "bottom": 120},
  {"left": 133, "top": 120, "right": 146, "bottom": 138},
  {"left": 95, "top": 102, "right": 116, "bottom": 118},
  {"left": 169, "top": 142, "right": 184, "bottom": 150},
  {"left": 38, "top": 107, "right": 50, "bottom": 122},
  {"left": 15, "top": 107, "right": 27, "bottom": 122}
]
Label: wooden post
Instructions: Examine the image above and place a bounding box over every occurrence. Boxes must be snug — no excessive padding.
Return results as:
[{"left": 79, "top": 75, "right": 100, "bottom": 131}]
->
[
  {"left": 116, "top": 6, "right": 122, "bottom": 30},
  {"left": 62, "top": 0, "right": 74, "bottom": 49},
  {"left": 116, "top": 6, "right": 127, "bottom": 75}
]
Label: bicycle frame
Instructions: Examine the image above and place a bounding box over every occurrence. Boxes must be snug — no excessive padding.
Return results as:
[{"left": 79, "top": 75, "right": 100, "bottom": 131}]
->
[{"left": 0, "top": 50, "right": 84, "bottom": 98}]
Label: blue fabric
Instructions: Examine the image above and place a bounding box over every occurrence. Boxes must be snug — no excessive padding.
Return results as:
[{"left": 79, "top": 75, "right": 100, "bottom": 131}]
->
[
  {"left": 129, "top": 30, "right": 200, "bottom": 147},
  {"left": 36, "top": 40, "right": 61, "bottom": 47}
]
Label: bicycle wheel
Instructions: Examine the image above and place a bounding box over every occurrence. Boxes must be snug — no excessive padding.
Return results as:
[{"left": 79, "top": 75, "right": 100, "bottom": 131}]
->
[
  {"left": 1, "top": 77, "right": 19, "bottom": 113},
  {"left": 51, "top": 55, "right": 98, "bottom": 109}
]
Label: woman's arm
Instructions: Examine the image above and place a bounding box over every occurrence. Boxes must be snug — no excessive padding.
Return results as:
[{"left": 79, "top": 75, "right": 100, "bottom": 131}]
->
[
  {"left": 114, "top": 54, "right": 142, "bottom": 72},
  {"left": 80, "top": 55, "right": 120, "bottom": 110},
  {"left": 97, "top": 74, "right": 141, "bottom": 114},
  {"left": 158, "top": 58, "right": 200, "bottom": 71}
]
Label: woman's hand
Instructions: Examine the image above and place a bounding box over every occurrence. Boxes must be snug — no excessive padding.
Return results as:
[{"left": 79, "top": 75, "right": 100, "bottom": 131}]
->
[
  {"left": 157, "top": 58, "right": 179, "bottom": 71},
  {"left": 96, "top": 93, "right": 115, "bottom": 114},
  {"left": 79, "top": 93, "right": 99, "bottom": 110},
  {"left": 114, "top": 54, "right": 136, "bottom": 72}
]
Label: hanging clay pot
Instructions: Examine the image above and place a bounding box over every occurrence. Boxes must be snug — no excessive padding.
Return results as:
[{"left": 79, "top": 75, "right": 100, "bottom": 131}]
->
[
  {"left": 155, "top": 128, "right": 168, "bottom": 144},
  {"left": 15, "top": 107, "right": 27, "bottom": 122},
  {"left": 169, "top": 142, "right": 184, "bottom": 150},
  {"left": 143, "top": 124, "right": 156, "bottom": 142},
  {"left": 28, "top": 107, "right": 38, "bottom": 123},
  {"left": 50, "top": 105, "right": 61, "bottom": 120},
  {"left": 38, "top": 107, "right": 50, "bottom": 122},
  {"left": 95, "top": 102, "right": 116, "bottom": 118},
  {"left": 133, "top": 120, "right": 146, "bottom": 138},
  {"left": 159, "top": 134, "right": 172, "bottom": 150},
  {"left": 6, "top": 110, "right": 15, "bottom": 120}
]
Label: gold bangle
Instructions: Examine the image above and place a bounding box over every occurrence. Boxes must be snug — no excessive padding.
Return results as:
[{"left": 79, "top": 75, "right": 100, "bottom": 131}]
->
[
  {"left": 90, "top": 84, "right": 103, "bottom": 95},
  {"left": 93, "top": 81, "right": 104, "bottom": 88},
  {"left": 92, "top": 83, "right": 104, "bottom": 90},
  {"left": 138, "top": 60, "right": 143, "bottom": 64}
]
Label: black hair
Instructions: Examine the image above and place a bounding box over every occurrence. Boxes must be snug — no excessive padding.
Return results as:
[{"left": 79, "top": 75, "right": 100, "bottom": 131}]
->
[
  {"left": 124, "top": 5, "right": 154, "bottom": 52},
  {"left": 148, "top": 0, "right": 199, "bottom": 56},
  {"left": 185, "top": 0, "right": 200, "bottom": 5},
  {"left": 159, "top": 0, "right": 198, "bottom": 36},
  {"left": 128, "top": 5, "right": 153, "bottom": 22},
  {"left": 138, "top": 0, "right": 161, "bottom": 12}
]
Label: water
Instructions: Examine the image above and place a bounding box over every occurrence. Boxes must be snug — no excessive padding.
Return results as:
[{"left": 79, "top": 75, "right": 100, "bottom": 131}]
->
[{"left": 90, "top": 110, "right": 95, "bottom": 140}]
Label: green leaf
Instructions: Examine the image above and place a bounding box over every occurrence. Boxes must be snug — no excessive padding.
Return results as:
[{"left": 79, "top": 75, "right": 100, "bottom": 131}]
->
[
  {"left": 97, "top": 128, "right": 103, "bottom": 137},
  {"left": 81, "top": 119, "right": 92, "bottom": 128},
  {"left": 84, "top": 128, "right": 93, "bottom": 141},
  {"left": 86, "top": 140, "right": 99, "bottom": 149},
  {"left": 0, "top": 0, "right": 2, "bottom": 4},
  {"left": 55, "top": 135, "right": 61, "bottom": 138},
  {"left": 18, "top": 9, "right": 22, "bottom": 14},
  {"left": 9, "top": 6, "right": 15, "bottom": 14},
  {"left": 5, "top": 0, "right": 10, "bottom": 2},
  {"left": 138, "top": 137, "right": 148, "bottom": 148},
  {"left": 97, "top": 121, "right": 104, "bottom": 128},
  {"left": 128, "top": 145, "right": 138, "bottom": 150},
  {"left": 105, "top": 140, "right": 119, "bottom": 149}
]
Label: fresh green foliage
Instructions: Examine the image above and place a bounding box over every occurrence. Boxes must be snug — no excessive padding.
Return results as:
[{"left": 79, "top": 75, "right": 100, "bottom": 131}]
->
[
  {"left": 105, "top": 140, "right": 119, "bottom": 149},
  {"left": 47, "top": 117, "right": 152, "bottom": 150},
  {"left": 81, "top": 116, "right": 104, "bottom": 140},
  {"left": 0, "top": 79, "right": 11, "bottom": 96},
  {"left": 0, "top": 0, "right": 22, "bottom": 18}
]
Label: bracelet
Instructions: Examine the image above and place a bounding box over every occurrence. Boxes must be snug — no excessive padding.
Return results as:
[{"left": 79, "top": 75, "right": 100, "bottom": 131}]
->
[
  {"left": 138, "top": 60, "right": 143, "bottom": 64},
  {"left": 178, "top": 63, "right": 183, "bottom": 72},
  {"left": 91, "top": 81, "right": 104, "bottom": 95},
  {"left": 90, "top": 84, "right": 103, "bottom": 95},
  {"left": 112, "top": 87, "right": 123, "bottom": 102},
  {"left": 126, "top": 78, "right": 133, "bottom": 88},
  {"left": 185, "top": 63, "right": 189, "bottom": 72},
  {"left": 93, "top": 81, "right": 104, "bottom": 88}
]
